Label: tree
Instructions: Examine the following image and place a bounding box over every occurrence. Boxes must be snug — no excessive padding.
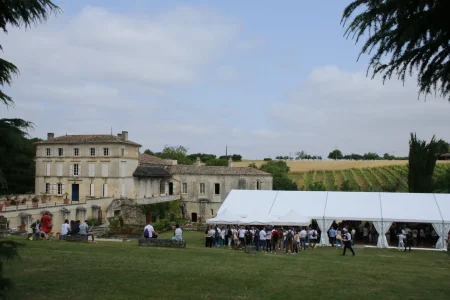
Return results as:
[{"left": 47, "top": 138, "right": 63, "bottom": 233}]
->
[
  {"left": 248, "top": 162, "right": 258, "bottom": 169},
  {"left": 328, "top": 149, "right": 343, "bottom": 160},
  {"left": 0, "top": 1, "right": 61, "bottom": 296},
  {"left": 259, "top": 160, "right": 297, "bottom": 191},
  {"left": 205, "top": 158, "right": 228, "bottom": 167},
  {"left": 187, "top": 153, "right": 216, "bottom": 163},
  {"left": 295, "top": 151, "right": 306, "bottom": 160},
  {"left": 408, "top": 133, "right": 446, "bottom": 193},
  {"left": 342, "top": 1, "right": 450, "bottom": 100},
  {"left": 158, "top": 145, "right": 193, "bottom": 165},
  {"left": 363, "top": 152, "right": 380, "bottom": 160},
  {"left": 231, "top": 154, "right": 242, "bottom": 161},
  {"left": 143, "top": 149, "right": 154, "bottom": 155},
  {"left": 263, "top": 158, "right": 272, "bottom": 161}
]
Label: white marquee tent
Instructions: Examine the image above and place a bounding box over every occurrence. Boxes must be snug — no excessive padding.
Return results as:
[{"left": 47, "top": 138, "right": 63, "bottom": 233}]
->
[{"left": 210, "top": 190, "right": 450, "bottom": 249}]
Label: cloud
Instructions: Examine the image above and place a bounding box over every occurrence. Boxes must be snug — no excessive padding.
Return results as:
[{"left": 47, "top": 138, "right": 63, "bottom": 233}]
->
[{"left": 270, "top": 66, "right": 450, "bottom": 156}]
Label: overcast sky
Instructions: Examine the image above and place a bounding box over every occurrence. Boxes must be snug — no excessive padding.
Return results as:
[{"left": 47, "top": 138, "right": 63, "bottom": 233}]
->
[{"left": 3, "top": 0, "right": 450, "bottom": 159}]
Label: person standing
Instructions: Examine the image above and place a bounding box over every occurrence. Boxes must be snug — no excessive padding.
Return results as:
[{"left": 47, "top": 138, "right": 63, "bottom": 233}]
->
[
  {"left": 265, "top": 227, "right": 272, "bottom": 253},
  {"left": 40, "top": 212, "right": 52, "bottom": 234},
  {"left": 214, "top": 226, "right": 221, "bottom": 248},
  {"left": 398, "top": 232, "right": 405, "bottom": 251},
  {"left": 404, "top": 231, "right": 412, "bottom": 252},
  {"left": 286, "top": 228, "right": 294, "bottom": 254},
  {"left": 329, "top": 227, "right": 336, "bottom": 247},
  {"left": 309, "top": 227, "right": 317, "bottom": 249},
  {"left": 342, "top": 228, "right": 355, "bottom": 256},
  {"left": 412, "top": 228, "right": 418, "bottom": 247},
  {"left": 272, "top": 228, "right": 280, "bottom": 253},
  {"left": 259, "top": 227, "right": 266, "bottom": 252},
  {"left": 254, "top": 227, "right": 260, "bottom": 251},
  {"left": 300, "top": 227, "right": 307, "bottom": 251},
  {"left": 227, "top": 226, "right": 233, "bottom": 248},
  {"left": 351, "top": 228, "right": 356, "bottom": 246}
]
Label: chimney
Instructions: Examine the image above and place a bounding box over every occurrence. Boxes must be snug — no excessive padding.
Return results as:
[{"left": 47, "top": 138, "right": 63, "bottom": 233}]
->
[
  {"left": 122, "top": 131, "right": 128, "bottom": 141},
  {"left": 117, "top": 133, "right": 122, "bottom": 138},
  {"left": 228, "top": 157, "right": 233, "bottom": 167},
  {"left": 196, "top": 157, "right": 201, "bottom": 167},
  {"left": 47, "top": 133, "right": 54, "bottom": 140}
]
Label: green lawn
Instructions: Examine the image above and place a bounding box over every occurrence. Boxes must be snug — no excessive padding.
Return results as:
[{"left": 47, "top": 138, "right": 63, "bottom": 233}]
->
[{"left": 5, "top": 231, "right": 450, "bottom": 300}]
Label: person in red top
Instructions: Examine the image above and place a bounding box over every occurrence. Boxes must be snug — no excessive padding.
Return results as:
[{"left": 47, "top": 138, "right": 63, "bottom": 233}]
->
[{"left": 40, "top": 212, "right": 52, "bottom": 234}]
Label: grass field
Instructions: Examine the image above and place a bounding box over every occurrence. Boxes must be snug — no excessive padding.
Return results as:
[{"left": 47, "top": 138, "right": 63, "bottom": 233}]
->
[{"left": 6, "top": 232, "right": 450, "bottom": 300}]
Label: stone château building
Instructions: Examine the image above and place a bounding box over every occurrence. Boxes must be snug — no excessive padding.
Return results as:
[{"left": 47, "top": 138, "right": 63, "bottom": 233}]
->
[{"left": 34, "top": 132, "right": 273, "bottom": 222}]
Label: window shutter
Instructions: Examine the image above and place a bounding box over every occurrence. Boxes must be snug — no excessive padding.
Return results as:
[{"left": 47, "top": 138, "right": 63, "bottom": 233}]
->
[
  {"left": 62, "top": 183, "right": 65, "bottom": 195},
  {"left": 79, "top": 164, "right": 82, "bottom": 176},
  {"left": 103, "top": 184, "right": 108, "bottom": 197},
  {"left": 46, "top": 164, "right": 50, "bottom": 176},
  {"left": 52, "top": 183, "right": 56, "bottom": 195},
  {"left": 69, "top": 164, "right": 73, "bottom": 176},
  {"left": 102, "top": 164, "right": 108, "bottom": 177},
  {"left": 90, "top": 184, "right": 95, "bottom": 196}
]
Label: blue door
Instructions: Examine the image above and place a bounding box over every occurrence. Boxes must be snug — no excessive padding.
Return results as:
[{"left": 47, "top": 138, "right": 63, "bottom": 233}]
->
[{"left": 72, "top": 184, "right": 79, "bottom": 201}]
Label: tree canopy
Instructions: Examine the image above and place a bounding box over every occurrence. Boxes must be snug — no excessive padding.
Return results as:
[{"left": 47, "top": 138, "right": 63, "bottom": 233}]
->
[
  {"left": 157, "top": 145, "right": 193, "bottom": 165},
  {"left": 342, "top": 0, "right": 450, "bottom": 100},
  {"left": 259, "top": 160, "right": 297, "bottom": 191}
]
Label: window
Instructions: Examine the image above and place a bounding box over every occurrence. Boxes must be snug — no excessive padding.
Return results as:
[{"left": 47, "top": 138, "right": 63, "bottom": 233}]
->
[
  {"left": 214, "top": 183, "right": 220, "bottom": 195},
  {"left": 121, "top": 148, "right": 125, "bottom": 156},
  {"left": 46, "top": 148, "right": 51, "bottom": 156},
  {"left": 120, "top": 162, "right": 126, "bottom": 177},
  {"left": 45, "top": 183, "right": 50, "bottom": 194},
  {"left": 211, "top": 209, "right": 214, "bottom": 215},
  {"left": 45, "top": 163, "right": 51, "bottom": 176},
  {"left": 73, "top": 148, "right": 79, "bottom": 156},
  {"left": 90, "top": 148, "right": 96, "bottom": 156},
  {"left": 73, "top": 164, "right": 79, "bottom": 176},
  {"left": 199, "top": 183, "right": 205, "bottom": 194},
  {"left": 88, "top": 164, "right": 95, "bottom": 177},
  {"left": 58, "top": 148, "right": 64, "bottom": 156},
  {"left": 89, "top": 184, "right": 95, "bottom": 197},
  {"left": 57, "top": 164, "right": 63, "bottom": 176},
  {"left": 256, "top": 180, "right": 261, "bottom": 190},
  {"left": 102, "top": 184, "right": 108, "bottom": 197},
  {"left": 102, "top": 164, "right": 109, "bottom": 177},
  {"left": 182, "top": 183, "right": 187, "bottom": 194},
  {"left": 57, "top": 183, "right": 63, "bottom": 195},
  {"left": 103, "top": 148, "right": 109, "bottom": 156}
]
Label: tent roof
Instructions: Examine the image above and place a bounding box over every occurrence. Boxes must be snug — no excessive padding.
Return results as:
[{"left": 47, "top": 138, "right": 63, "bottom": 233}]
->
[
  {"left": 269, "top": 191, "right": 327, "bottom": 218},
  {"left": 217, "top": 190, "right": 278, "bottom": 217},
  {"left": 380, "top": 193, "right": 443, "bottom": 223},
  {"left": 273, "top": 209, "right": 310, "bottom": 226},
  {"left": 242, "top": 212, "right": 278, "bottom": 225},
  {"left": 325, "top": 192, "right": 382, "bottom": 222},
  {"left": 431, "top": 194, "right": 450, "bottom": 223},
  {"left": 206, "top": 209, "right": 243, "bottom": 224},
  {"left": 218, "top": 190, "right": 450, "bottom": 224}
]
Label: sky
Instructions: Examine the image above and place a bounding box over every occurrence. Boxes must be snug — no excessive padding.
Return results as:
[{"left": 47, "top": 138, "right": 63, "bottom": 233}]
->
[{"left": 2, "top": 0, "right": 450, "bottom": 159}]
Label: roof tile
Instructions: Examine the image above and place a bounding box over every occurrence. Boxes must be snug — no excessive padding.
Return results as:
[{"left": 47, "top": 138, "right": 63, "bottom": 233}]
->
[
  {"left": 167, "top": 165, "right": 271, "bottom": 176},
  {"left": 34, "top": 135, "right": 141, "bottom": 146}
]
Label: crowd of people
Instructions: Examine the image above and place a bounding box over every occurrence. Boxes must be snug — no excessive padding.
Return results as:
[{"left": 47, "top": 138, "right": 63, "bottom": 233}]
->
[{"left": 204, "top": 225, "right": 356, "bottom": 256}]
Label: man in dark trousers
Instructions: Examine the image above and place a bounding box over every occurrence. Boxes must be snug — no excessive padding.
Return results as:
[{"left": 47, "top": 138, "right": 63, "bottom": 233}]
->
[{"left": 342, "top": 228, "right": 355, "bottom": 256}]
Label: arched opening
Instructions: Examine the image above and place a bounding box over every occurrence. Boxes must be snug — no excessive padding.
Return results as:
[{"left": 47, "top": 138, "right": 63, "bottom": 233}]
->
[{"left": 256, "top": 180, "right": 261, "bottom": 190}]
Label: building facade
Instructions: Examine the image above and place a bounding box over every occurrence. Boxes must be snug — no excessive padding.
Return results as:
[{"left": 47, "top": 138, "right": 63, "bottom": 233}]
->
[
  {"left": 35, "top": 133, "right": 273, "bottom": 223},
  {"left": 34, "top": 131, "right": 141, "bottom": 202}
]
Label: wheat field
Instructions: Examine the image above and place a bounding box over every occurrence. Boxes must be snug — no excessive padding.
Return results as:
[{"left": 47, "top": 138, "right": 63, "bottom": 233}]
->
[{"left": 234, "top": 159, "right": 450, "bottom": 173}]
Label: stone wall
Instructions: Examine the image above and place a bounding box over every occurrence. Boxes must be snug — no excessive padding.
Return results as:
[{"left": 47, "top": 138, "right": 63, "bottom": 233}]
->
[{"left": 1, "top": 197, "right": 114, "bottom": 233}]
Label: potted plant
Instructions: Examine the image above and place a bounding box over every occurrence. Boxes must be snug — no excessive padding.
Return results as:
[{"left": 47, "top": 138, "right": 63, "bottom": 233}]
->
[
  {"left": 21, "top": 198, "right": 27, "bottom": 205},
  {"left": 0, "top": 202, "right": 3, "bottom": 212},
  {"left": 64, "top": 192, "right": 69, "bottom": 204},
  {"left": 10, "top": 199, "right": 17, "bottom": 206},
  {"left": 32, "top": 196, "right": 39, "bottom": 208},
  {"left": 4, "top": 195, "right": 11, "bottom": 207},
  {"left": 41, "top": 194, "right": 47, "bottom": 204}
]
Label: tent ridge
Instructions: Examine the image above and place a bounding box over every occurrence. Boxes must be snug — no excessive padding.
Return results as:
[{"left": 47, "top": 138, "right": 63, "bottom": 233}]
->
[
  {"left": 268, "top": 190, "right": 279, "bottom": 215},
  {"left": 432, "top": 193, "right": 444, "bottom": 223}
]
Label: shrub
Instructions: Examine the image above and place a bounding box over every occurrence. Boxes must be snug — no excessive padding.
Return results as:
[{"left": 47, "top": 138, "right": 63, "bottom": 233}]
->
[
  {"left": 153, "top": 219, "right": 172, "bottom": 231},
  {"left": 87, "top": 218, "right": 101, "bottom": 227}
]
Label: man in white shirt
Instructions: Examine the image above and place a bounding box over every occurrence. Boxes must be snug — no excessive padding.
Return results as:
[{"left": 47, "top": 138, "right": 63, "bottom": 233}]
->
[
  {"left": 61, "top": 219, "right": 70, "bottom": 236},
  {"left": 238, "top": 226, "right": 246, "bottom": 246},
  {"left": 412, "top": 228, "right": 418, "bottom": 246},
  {"left": 398, "top": 233, "right": 405, "bottom": 251},
  {"left": 300, "top": 228, "right": 307, "bottom": 250},
  {"left": 309, "top": 227, "right": 318, "bottom": 249},
  {"left": 259, "top": 228, "right": 266, "bottom": 252},
  {"left": 342, "top": 228, "right": 355, "bottom": 256},
  {"left": 144, "top": 222, "right": 155, "bottom": 239},
  {"left": 265, "top": 228, "right": 272, "bottom": 253}
]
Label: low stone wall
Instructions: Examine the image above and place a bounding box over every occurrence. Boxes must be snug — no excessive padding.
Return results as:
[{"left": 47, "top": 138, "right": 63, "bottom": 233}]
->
[
  {"left": 138, "top": 238, "right": 186, "bottom": 248},
  {"left": 59, "top": 235, "right": 89, "bottom": 242}
]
